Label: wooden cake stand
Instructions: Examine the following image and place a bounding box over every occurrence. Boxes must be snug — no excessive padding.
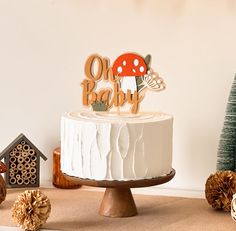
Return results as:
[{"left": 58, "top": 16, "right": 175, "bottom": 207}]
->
[{"left": 64, "top": 169, "right": 175, "bottom": 218}]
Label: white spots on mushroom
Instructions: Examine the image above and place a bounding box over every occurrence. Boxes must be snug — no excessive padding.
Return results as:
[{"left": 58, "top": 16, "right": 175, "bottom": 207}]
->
[
  {"left": 117, "top": 66, "right": 122, "bottom": 73},
  {"left": 112, "top": 53, "right": 147, "bottom": 77},
  {"left": 134, "top": 59, "right": 139, "bottom": 66},
  {"left": 139, "top": 66, "right": 144, "bottom": 73}
]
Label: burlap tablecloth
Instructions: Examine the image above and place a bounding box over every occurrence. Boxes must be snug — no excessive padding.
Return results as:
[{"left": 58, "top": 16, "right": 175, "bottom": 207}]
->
[{"left": 0, "top": 188, "right": 234, "bottom": 231}]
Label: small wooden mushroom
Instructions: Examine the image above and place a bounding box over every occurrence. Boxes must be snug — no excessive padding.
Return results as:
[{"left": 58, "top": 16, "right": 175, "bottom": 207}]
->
[{"left": 0, "top": 162, "right": 7, "bottom": 173}]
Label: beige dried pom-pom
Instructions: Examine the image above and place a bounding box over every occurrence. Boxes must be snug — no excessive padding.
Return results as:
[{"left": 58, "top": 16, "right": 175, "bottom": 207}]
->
[
  {"left": 12, "top": 190, "right": 51, "bottom": 231},
  {"left": 205, "top": 171, "right": 236, "bottom": 212},
  {"left": 0, "top": 175, "right": 6, "bottom": 205}
]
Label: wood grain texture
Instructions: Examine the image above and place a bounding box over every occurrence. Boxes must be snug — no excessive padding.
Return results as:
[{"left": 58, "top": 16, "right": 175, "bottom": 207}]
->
[
  {"left": 99, "top": 188, "right": 137, "bottom": 217},
  {"left": 64, "top": 169, "right": 175, "bottom": 217},
  {"left": 53, "top": 147, "right": 81, "bottom": 189},
  {"left": 64, "top": 169, "right": 175, "bottom": 189}
]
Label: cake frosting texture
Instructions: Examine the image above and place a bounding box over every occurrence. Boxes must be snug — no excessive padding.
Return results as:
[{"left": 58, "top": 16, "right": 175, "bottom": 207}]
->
[{"left": 61, "top": 111, "right": 173, "bottom": 181}]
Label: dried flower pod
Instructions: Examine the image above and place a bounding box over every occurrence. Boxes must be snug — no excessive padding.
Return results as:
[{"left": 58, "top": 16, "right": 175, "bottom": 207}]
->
[
  {"left": 12, "top": 190, "right": 51, "bottom": 231},
  {"left": 0, "top": 174, "right": 6, "bottom": 204},
  {"left": 205, "top": 171, "right": 236, "bottom": 212}
]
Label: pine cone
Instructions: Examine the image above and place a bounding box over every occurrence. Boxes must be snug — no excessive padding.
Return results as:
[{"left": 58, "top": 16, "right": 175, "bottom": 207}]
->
[
  {"left": 12, "top": 190, "right": 51, "bottom": 231},
  {"left": 205, "top": 171, "right": 236, "bottom": 211},
  {"left": 0, "top": 174, "right": 6, "bottom": 204}
]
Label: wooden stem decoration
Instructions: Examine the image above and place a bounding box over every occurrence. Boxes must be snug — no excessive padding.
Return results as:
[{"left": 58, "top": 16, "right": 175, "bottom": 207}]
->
[{"left": 99, "top": 188, "right": 137, "bottom": 217}]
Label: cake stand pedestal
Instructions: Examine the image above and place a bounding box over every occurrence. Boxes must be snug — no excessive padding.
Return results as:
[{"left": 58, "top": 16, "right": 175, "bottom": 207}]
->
[{"left": 64, "top": 169, "right": 175, "bottom": 218}]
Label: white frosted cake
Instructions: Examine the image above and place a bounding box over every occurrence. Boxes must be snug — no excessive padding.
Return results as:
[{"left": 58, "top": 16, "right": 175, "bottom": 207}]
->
[{"left": 60, "top": 111, "right": 173, "bottom": 181}]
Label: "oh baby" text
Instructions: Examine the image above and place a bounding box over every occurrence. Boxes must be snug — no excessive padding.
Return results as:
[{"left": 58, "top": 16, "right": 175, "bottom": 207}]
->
[{"left": 81, "top": 54, "right": 142, "bottom": 114}]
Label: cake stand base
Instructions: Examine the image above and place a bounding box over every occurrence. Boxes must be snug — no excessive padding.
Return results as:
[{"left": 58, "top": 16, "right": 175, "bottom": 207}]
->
[
  {"left": 64, "top": 169, "right": 175, "bottom": 218},
  {"left": 99, "top": 188, "right": 137, "bottom": 217}
]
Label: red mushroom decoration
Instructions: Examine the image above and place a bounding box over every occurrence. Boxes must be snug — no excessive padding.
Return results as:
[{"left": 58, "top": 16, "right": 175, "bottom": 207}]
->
[
  {"left": 0, "top": 161, "right": 6, "bottom": 173},
  {"left": 112, "top": 53, "right": 147, "bottom": 93}
]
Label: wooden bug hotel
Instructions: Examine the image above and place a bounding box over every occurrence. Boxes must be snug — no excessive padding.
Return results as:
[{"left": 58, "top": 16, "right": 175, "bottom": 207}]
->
[{"left": 0, "top": 134, "right": 47, "bottom": 188}]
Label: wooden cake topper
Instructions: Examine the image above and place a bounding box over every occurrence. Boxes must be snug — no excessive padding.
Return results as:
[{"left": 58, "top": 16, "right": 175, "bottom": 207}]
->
[{"left": 81, "top": 53, "right": 165, "bottom": 114}]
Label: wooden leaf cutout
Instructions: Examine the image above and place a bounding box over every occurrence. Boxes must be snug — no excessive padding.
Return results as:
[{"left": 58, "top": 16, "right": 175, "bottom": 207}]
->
[{"left": 144, "top": 54, "right": 151, "bottom": 69}]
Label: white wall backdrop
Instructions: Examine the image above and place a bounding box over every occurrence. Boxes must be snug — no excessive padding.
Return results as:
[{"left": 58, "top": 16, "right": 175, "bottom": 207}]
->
[{"left": 0, "top": 0, "right": 235, "bottom": 196}]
